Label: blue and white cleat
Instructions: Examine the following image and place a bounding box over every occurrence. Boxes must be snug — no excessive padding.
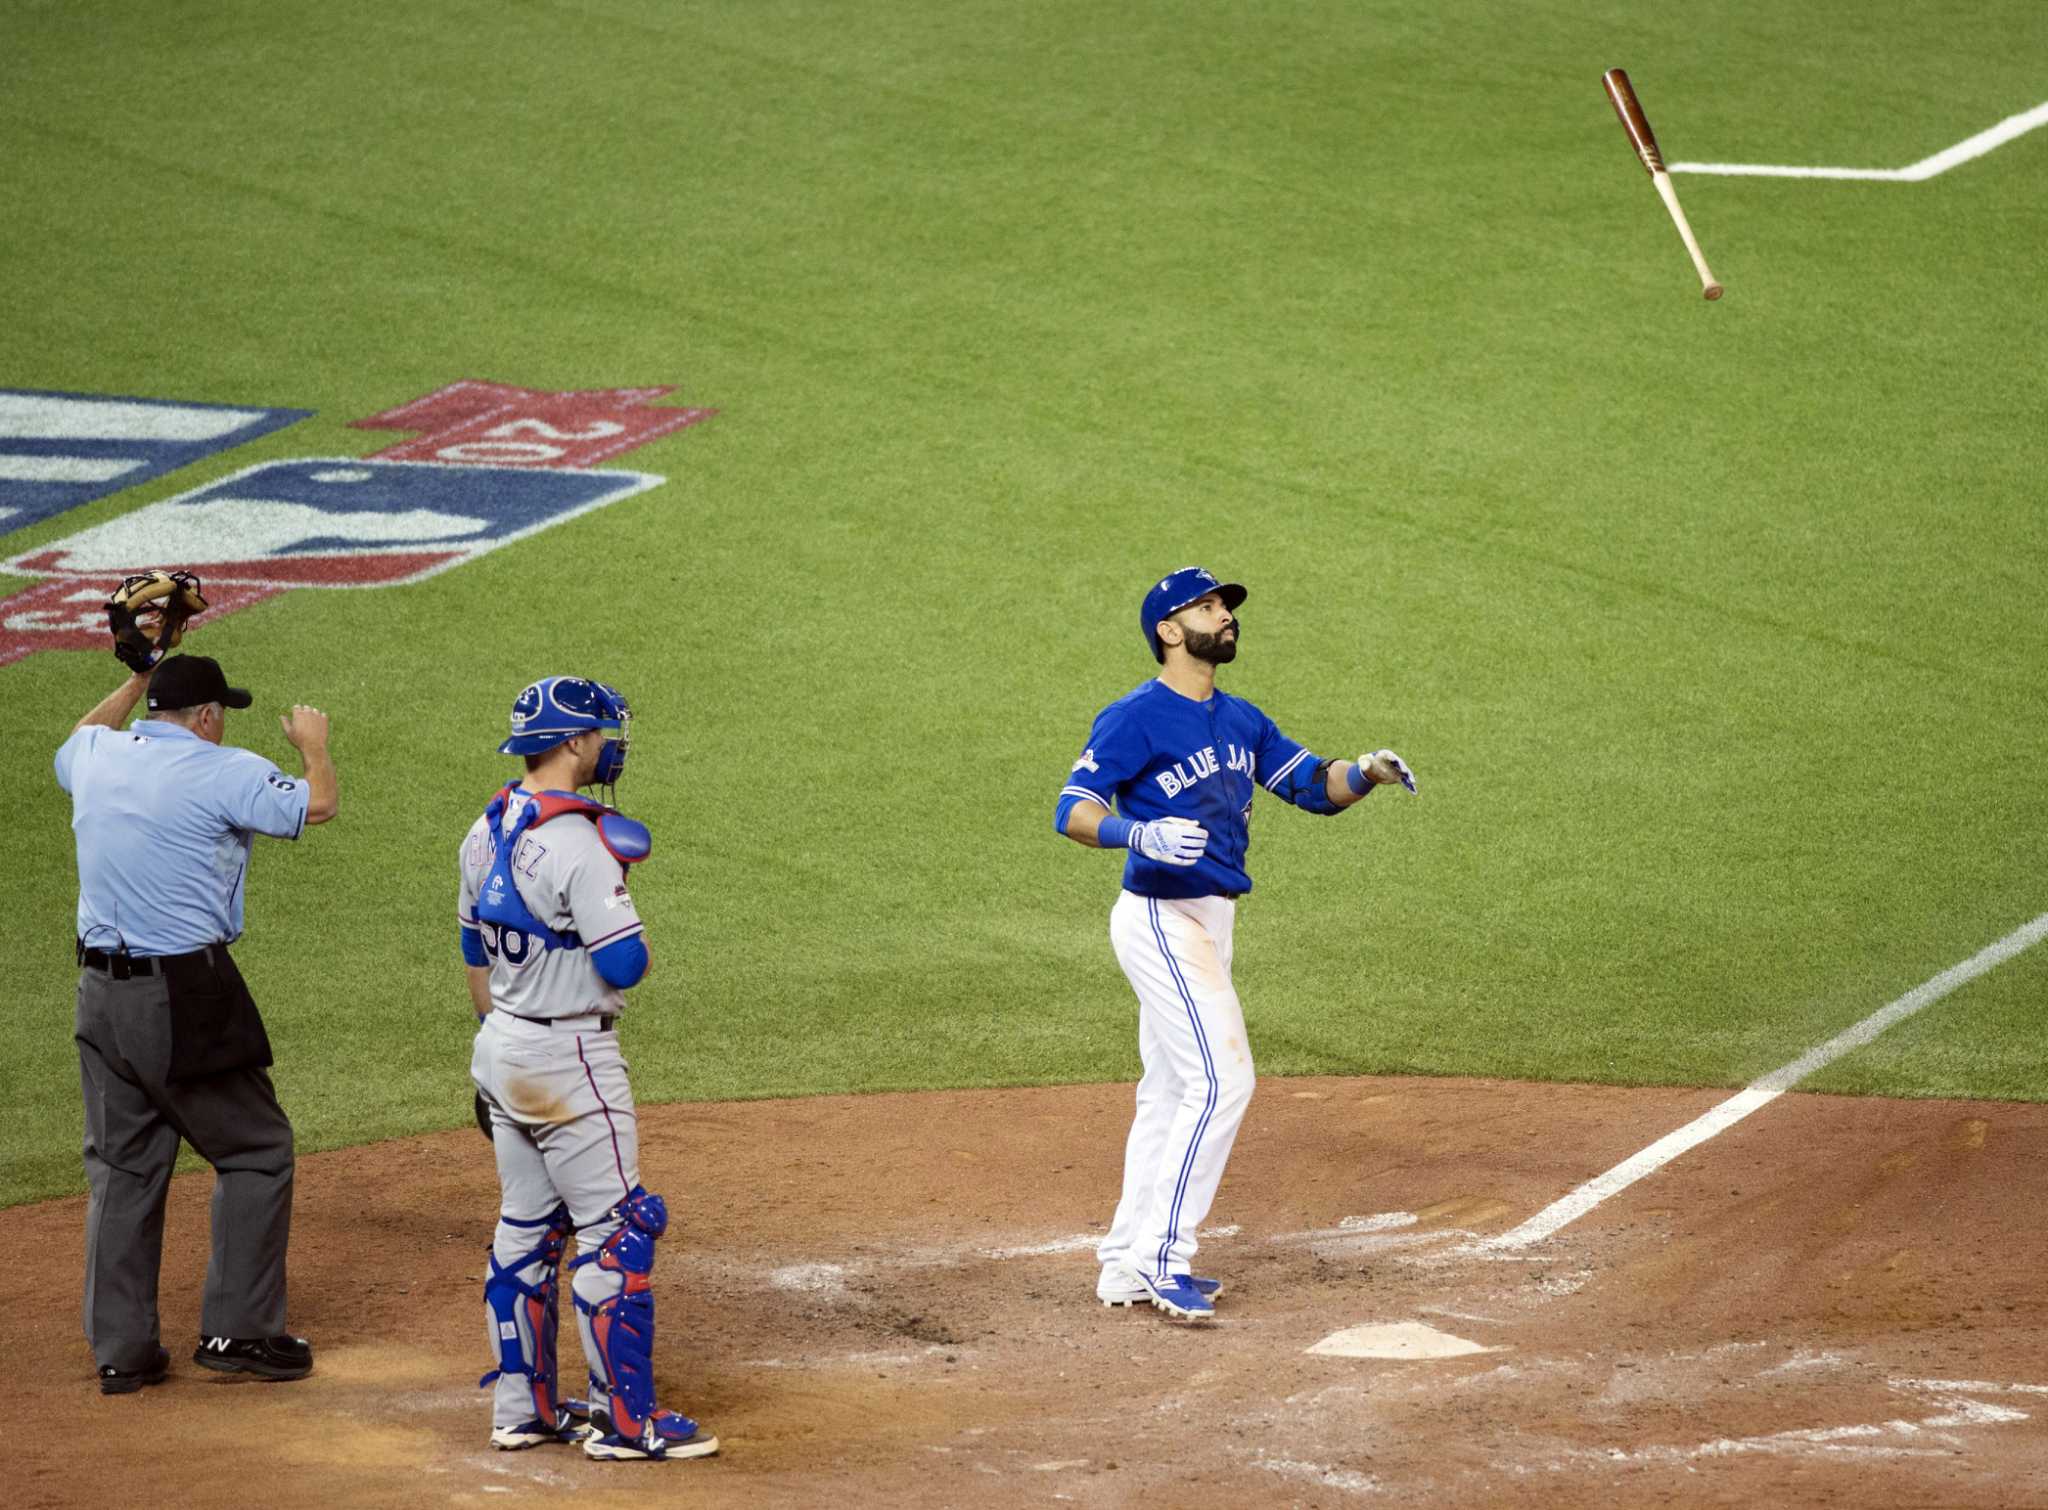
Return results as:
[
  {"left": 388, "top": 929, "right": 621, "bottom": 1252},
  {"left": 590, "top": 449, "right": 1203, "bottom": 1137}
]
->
[
  {"left": 490, "top": 1414, "right": 585, "bottom": 1450},
  {"left": 1136, "top": 1271, "right": 1217, "bottom": 1321},
  {"left": 1098, "top": 1264, "right": 1224, "bottom": 1308},
  {"left": 492, "top": 1399, "right": 597, "bottom": 1450},
  {"left": 583, "top": 1408, "right": 720, "bottom": 1462}
]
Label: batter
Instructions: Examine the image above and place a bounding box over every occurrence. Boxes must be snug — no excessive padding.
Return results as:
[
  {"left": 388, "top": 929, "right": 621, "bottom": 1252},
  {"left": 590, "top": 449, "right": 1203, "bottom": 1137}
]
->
[{"left": 1054, "top": 567, "right": 1417, "bottom": 1319}]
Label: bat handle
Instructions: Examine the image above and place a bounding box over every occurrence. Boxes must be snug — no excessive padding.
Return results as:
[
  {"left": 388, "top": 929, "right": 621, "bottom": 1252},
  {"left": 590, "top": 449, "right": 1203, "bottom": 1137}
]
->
[{"left": 1652, "top": 171, "right": 1724, "bottom": 299}]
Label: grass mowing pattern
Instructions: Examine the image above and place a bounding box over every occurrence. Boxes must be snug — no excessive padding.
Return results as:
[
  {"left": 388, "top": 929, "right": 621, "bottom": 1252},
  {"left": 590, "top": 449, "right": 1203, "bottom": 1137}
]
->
[{"left": 4, "top": 0, "right": 2045, "bottom": 1204}]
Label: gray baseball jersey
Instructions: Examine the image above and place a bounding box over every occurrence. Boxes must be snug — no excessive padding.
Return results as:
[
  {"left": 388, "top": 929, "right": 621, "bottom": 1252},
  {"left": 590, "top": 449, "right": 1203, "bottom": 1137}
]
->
[{"left": 457, "top": 792, "right": 645, "bottom": 1020}]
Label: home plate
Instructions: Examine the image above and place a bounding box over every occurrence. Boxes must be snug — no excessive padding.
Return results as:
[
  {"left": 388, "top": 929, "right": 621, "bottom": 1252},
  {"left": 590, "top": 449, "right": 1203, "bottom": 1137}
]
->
[{"left": 1306, "top": 1322, "right": 1503, "bottom": 1360}]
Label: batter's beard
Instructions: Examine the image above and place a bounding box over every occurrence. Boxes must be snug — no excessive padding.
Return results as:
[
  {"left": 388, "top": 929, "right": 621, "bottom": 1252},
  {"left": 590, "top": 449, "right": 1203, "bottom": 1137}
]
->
[{"left": 1182, "top": 625, "right": 1239, "bottom": 664}]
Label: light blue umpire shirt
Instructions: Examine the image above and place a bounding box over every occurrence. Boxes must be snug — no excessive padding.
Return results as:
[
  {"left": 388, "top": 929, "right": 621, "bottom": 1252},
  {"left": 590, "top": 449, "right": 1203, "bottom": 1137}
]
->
[{"left": 55, "top": 719, "right": 311, "bottom": 956}]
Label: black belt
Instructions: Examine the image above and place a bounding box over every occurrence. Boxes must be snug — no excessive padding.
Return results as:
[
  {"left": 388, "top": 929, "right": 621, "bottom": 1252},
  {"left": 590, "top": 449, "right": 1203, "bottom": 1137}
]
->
[
  {"left": 497, "top": 1008, "right": 615, "bottom": 1032},
  {"left": 76, "top": 942, "right": 219, "bottom": 980}
]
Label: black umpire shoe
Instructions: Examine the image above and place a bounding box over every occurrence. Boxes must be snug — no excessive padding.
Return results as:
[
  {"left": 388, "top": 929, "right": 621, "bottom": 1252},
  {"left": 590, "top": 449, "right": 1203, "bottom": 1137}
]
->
[
  {"left": 98, "top": 1346, "right": 171, "bottom": 1395},
  {"left": 193, "top": 1334, "right": 314, "bottom": 1380}
]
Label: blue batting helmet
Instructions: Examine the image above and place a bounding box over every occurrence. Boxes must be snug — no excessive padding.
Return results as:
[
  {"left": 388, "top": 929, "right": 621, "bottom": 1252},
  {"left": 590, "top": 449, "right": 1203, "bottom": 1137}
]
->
[
  {"left": 1141, "top": 567, "right": 1247, "bottom": 663},
  {"left": 499, "top": 676, "right": 632, "bottom": 785}
]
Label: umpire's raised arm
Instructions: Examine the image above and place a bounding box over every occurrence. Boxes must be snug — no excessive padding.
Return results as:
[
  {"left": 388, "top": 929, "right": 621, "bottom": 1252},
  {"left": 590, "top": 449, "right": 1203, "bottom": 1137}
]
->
[{"left": 279, "top": 704, "right": 339, "bottom": 823}]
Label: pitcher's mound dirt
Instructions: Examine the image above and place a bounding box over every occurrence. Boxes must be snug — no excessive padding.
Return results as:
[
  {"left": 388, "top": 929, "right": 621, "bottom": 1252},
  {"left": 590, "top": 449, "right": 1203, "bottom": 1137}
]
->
[{"left": 11, "top": 1077, "right": 2048, "bottom": 1508}]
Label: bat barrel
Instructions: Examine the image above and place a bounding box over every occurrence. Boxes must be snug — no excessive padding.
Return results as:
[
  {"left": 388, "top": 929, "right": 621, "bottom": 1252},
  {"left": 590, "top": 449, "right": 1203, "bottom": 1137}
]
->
[{"left": 1603, "top": 68, "right": 1665, "bottom": 174}]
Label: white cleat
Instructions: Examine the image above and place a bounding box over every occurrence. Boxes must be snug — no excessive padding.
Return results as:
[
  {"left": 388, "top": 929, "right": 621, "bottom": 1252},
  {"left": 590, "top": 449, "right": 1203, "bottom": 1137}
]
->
[
  {"left": 1136, "top": 1271, "right": 1218, "bottom": 1320},
  {"left": 1098, "top": 1265, "right": 1224, "bottom": 1311},
  {"left": 490, "top": 1416, "right": 585, "bottom": 1450}
]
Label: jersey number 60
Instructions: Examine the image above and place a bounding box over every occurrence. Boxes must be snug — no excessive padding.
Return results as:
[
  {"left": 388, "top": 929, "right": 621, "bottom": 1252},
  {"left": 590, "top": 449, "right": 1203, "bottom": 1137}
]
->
[{"left": 478, "top": 921, "right": 534, "bottom": 967}]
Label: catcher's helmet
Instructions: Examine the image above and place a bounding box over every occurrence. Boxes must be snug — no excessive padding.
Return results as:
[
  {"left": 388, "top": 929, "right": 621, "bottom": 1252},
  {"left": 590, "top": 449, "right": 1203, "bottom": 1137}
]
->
[
  {"left": 499, "top": 676, "right": 632, "bottom": 786},
  {"left": 1141, "top": 566, "right": 1247, "bottom": 663}
]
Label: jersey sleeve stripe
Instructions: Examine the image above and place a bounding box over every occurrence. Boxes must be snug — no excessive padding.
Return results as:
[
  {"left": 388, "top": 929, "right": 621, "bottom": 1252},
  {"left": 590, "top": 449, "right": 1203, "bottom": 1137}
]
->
[
  {"left": 1262, "top": 748, "right": 1312, "bottom": 791},
  {"left": 1061, "top": 784, "right": 1111, "bottom": 808},
  {"left": 583, "top": 920, "right": 646, "bottom": 950}
]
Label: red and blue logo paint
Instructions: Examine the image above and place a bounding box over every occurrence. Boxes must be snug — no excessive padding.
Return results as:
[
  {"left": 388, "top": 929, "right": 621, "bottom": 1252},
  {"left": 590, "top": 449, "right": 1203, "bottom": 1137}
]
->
[{"left": 0, "top": 381, "right": 713, "bottom": 666}]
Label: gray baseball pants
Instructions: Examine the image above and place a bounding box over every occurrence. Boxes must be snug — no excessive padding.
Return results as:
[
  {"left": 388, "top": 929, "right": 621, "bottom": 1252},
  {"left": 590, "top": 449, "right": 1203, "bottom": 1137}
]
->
[{"left": 74, "top": 967, "right": 295, "bottom": 1372}]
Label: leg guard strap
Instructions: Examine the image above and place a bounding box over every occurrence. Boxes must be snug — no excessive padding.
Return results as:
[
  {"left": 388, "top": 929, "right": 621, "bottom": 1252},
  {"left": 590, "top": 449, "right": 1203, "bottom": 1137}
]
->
[{"left": 480, "top": 1205, "right": 570, "bottom": 1428}]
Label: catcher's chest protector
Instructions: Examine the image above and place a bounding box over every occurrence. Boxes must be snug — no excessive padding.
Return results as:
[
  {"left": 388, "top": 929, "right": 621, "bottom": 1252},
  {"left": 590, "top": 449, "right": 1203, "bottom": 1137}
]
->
[{"left": 474, "top": 788, "right": 651, "bottom": 948}]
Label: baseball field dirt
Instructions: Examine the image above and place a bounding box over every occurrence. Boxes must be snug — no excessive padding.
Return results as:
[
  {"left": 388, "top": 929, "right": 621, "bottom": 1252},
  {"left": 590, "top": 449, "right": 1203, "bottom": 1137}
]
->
[{"left": 13, "top": 1077, "right": 2047, "bottom": 1508}]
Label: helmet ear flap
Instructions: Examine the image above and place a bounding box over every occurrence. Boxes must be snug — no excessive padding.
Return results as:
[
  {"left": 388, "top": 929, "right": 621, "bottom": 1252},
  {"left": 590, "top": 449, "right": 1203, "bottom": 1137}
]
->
[{"left": 592, "top": 685, "right": 630, "bottom": 788}]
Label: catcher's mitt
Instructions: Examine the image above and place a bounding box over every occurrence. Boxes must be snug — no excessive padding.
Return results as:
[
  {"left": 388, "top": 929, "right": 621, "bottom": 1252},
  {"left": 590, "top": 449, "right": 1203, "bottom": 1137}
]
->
[{"left": 108, "top": 570, "right": 208, "bottom": 673}]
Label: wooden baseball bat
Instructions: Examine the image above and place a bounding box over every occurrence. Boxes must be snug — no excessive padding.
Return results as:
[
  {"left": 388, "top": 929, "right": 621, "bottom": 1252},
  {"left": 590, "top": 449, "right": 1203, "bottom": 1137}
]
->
[{"left": 1603, "top": 67, "right": 1724, "bottom": 300}]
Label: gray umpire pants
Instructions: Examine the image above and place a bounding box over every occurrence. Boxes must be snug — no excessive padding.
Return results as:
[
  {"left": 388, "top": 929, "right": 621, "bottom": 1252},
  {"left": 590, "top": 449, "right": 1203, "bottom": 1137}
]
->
[{"left": 75, "top": 966, "right": 295, "bottom": 1372}]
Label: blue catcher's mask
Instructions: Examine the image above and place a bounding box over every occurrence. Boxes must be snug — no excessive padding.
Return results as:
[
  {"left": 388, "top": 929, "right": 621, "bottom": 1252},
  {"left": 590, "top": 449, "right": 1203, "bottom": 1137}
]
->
[{"left": 498, "top": 676, "right": 632, "bottom": 788}]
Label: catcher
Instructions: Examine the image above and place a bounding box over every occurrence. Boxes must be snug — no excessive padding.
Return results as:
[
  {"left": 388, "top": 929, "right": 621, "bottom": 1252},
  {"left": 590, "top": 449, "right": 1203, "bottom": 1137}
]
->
[{"left": 53, "top": 569, "right": 340, "bottom": 1393}]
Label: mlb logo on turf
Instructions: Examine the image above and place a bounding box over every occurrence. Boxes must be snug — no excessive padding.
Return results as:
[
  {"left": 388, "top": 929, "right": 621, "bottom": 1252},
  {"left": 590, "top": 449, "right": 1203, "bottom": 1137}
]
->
[
  {"left": 0, "top": 388, "right": 307, "bottom": 534},
  {"left": 4, "top": 458, "right": 664, "bottom": 588}
]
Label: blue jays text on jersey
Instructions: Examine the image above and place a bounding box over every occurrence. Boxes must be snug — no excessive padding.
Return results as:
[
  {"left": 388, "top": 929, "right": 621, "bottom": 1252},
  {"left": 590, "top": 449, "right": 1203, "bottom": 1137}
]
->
[{"left": 1054, "top": 681, "right": 1354, "bottom": 899}]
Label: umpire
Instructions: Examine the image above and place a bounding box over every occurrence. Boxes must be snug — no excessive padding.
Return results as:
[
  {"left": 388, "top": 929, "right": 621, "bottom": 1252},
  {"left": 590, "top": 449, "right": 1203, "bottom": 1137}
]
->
[{"left": 54, "top": 653, "right": 338, "bottom": 1394}]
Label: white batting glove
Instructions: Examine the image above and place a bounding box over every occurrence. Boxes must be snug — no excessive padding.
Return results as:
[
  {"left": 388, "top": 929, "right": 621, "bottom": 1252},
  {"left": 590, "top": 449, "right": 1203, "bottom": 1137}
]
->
[
  {"left": 1130, "top": 816, "right": 1209, "bottom": 867},
  {"left": 1359, "top": 749, "right": 1418, "bottom": 794}
]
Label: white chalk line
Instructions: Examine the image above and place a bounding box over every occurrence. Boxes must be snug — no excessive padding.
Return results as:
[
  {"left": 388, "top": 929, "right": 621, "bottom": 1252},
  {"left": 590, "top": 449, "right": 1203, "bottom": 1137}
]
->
[
  {"left": 1573, "top": 1377, "right": 2040, "bottom": 1469},
  {"left": 985, "top": 1222, "right": 1239, "bottom": 1260},
  {"left": 980, "top": 1233, "right": 1101, "bottom": 1259},
  {"left": 759, "top": 1217, "right": 1450, "bottom": 1291},
  {"left": 1893, "top": 1377, "right": 2048, "bottom": 1398},
  {"left": 1250, "top": 1452, "right": 1383, "bottom": 1496},
  {"left": 1419, "top": 1305, "right": 1507, "bottom": 1326},
  {"left": 1486, "top": 909, "right": 2048, "bottom": 1251},
  {"left": 1671, "top": 99, "right": 2048, "bottom": 180},
  {"left": 1576, "top": 1427, "right": 1949, "bottom": 1465},
  {"left": 748, "top": 1223, "right": 1248, "bottom": 1297}
]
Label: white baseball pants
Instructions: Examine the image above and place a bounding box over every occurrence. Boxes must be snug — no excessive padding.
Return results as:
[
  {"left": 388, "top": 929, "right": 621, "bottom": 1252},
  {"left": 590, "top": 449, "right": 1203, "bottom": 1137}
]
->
[
  {"left": 472, "top": 1013, "right": 641, "bottom": 1430},
  {"left": 1099, "top": 890, "right": 1254, "bottom": 1282}
]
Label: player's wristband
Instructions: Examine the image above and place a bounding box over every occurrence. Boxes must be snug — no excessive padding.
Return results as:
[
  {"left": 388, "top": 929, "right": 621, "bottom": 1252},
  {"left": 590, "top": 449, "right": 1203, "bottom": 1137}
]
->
[
  {"left": 1097, "top": 815, "right": 1136, "bottom": 850},
  {"left": 1346, "top": 761, "right": 1375, "bottom": 796}
]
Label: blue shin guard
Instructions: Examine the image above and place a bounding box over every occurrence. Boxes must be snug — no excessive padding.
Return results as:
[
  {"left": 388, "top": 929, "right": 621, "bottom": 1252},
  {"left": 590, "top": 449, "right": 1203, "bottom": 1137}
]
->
[
  {"left": 572, "top": 1187, "right": 693, "bottom": 1456},
  {"left": 480, "top": 1205, "right": 573, "bottom": 1435}
]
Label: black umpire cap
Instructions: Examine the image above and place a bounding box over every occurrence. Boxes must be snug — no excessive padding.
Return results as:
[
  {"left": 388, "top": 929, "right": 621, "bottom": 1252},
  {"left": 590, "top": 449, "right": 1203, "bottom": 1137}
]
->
[{"left": 147, "top": 654, "right": 254, "bottom": 711}]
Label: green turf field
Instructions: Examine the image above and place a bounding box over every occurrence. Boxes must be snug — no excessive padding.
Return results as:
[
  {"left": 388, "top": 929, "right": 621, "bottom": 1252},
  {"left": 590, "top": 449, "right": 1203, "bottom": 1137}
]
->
[{"left": 5, "top": 0, "right": 2044, "bottom": 1206}]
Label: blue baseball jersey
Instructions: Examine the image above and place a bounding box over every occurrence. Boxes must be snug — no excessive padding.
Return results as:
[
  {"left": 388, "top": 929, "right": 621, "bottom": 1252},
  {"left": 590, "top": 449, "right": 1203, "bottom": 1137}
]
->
[{"left": 1055, "top": 680, "right": 1348, "bottom": 899}]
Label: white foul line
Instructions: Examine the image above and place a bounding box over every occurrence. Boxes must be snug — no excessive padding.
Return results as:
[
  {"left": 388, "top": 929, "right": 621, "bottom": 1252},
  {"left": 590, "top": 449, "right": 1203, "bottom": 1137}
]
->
[
  {"left": 1486, "top": 910, "right": 2048, "bottom": 1250},
  {"left": 1670, "top": 99, "right": 2048, "bottom": 180}
]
